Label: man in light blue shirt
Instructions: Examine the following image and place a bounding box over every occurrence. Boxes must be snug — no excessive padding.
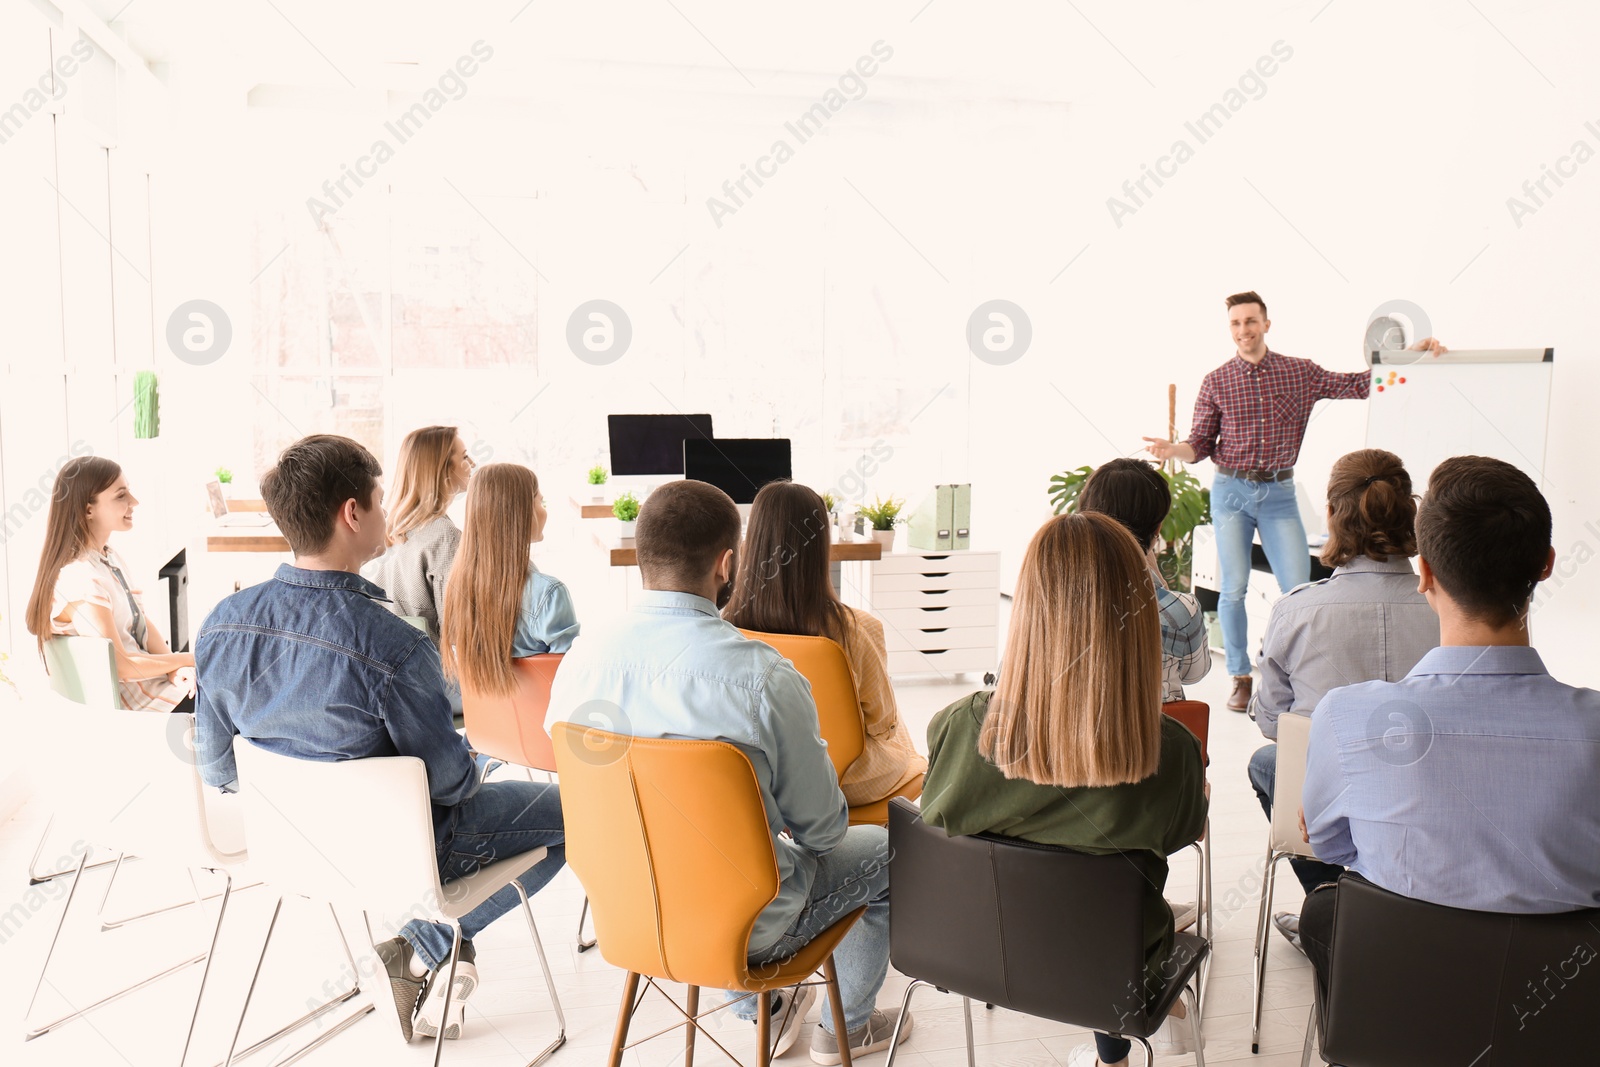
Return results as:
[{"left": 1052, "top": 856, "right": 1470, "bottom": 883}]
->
[
  {"left": 547, "top": 479, "right": 909, "bottom": 1065},
  {"left": 1299, "top": 456, "right": 1600, "bottom": 996}
]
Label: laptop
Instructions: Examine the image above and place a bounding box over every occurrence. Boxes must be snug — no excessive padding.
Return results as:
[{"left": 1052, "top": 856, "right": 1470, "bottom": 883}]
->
[{"left": 207, "top": 481, "right": 273, "bottom": 527}]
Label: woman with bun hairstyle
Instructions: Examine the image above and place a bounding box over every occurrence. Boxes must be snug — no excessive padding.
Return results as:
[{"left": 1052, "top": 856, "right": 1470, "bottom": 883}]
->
[{"left": 26, "top": 457, "right": 195, "bottom": 712}]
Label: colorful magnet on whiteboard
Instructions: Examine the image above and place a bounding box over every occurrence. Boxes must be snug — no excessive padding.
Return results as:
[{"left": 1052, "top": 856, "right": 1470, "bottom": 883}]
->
[
  {"left": 1399, "top": 377, "right": 1406, "bottom": 384},
  {"left": 1375, "top": 377, "right": 1383, "bottom": 385},
  {"left": 1377, "top": 385, "right": 1385, "bottom": 392}
]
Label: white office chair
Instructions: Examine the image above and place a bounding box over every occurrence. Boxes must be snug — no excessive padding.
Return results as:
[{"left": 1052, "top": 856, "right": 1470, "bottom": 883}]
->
[
  {"left": 1250, "top": 711, "right": 1321, "bottom": 1053},
  {"left": 23, "top": 711, "right": 363, "bottom": 1067},
  {"left": 232, "top": 741, "right": 566, "bottom": 1067}
]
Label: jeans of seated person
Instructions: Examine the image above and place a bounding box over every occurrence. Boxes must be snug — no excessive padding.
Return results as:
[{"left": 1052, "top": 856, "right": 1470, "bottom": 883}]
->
[
  {"left": 1247, "top": 743, "right": 1345, "bottom": 895},
  {"left": 728, "top": 825, "right": 890, "bottom": 1035},
  {"left": 1212, "top": 474, "right": 1310, "bottom": 677},
  {"left": 1297, "top": 876, "right": 1341, "bottom": 1007},
  {"left": 401, "top": 780, "right": 567, "bottom": 969},
  {"left": 1096, "top": 1033, "right": 1132, "bottom": 1062}
]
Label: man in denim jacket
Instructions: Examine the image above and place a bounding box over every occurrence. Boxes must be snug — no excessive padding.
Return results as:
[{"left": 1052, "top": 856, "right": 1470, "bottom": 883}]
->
[{"left": 195, "top": 434, "right": 564, "bottom": 1044}]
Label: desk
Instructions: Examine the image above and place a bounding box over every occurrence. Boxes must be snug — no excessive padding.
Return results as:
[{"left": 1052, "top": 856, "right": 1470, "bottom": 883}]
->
[
  {"left": 594, "top": 532, "right": 883, "bottom": 568},
  {"left": 229, "top": 497, "right": 269, "bottom": 513},
  {"left": 569, "top": 495, "right": 614, "bottom": 519},
  {"left": 206, "top": 525, "right": 290, "bottom": 554}
]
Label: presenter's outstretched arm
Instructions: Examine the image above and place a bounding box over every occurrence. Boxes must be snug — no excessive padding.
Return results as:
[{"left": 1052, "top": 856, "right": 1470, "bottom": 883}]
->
[{"left": 1142, "top": 437, "right": 1195, "bottom": 463}]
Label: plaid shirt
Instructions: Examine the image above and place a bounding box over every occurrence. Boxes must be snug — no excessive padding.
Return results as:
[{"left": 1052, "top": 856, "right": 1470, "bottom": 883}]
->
[
  {"left": 1185, "top": 350, "right": 1370, "bottom": 471},
  {"left": 1157, "top": 578, "right": 1210, "bottom": 702}
]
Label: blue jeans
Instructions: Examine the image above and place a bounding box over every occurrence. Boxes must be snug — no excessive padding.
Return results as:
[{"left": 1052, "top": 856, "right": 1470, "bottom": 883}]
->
[
  {"left": 728, "top": 825, "right": 890, "bottom": 1035},
  {"left": 1246, "top": 743, "right": 1344, "bottom": 895},
  {"left": 401, "top": 780, "right": 567, "bottom": 969},
  {"left": 1212, "top": 474, "right": 1309, "bottom": 677}
]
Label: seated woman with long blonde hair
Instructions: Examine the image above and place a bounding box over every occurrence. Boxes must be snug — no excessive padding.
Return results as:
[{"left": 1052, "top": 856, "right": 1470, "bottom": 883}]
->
[
  {"left": 27, "top": 457, "right": 195, "bottom": 712},
  {"left": 920, "top": 512, "right": 1208, "bottom": 1067},
  {"left": 722, "top": 480, "right": 926, "bottom": 807},
  {"left": 439, "top": 463, "right": 578, "bottom": 699}
]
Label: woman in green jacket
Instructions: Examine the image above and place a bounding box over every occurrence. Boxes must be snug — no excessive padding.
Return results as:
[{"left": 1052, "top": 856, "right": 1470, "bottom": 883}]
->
[{"left": 921, "top": 511, "right": 1208, "bottom": 1067}]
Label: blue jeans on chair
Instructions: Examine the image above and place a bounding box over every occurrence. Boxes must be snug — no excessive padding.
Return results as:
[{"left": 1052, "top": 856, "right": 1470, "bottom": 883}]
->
[
  {"left": 729, "top": 825, "right": 891, "bottom": 1035},
  {"left": 1212, "top": 473, "right": 1310, "bottom": 677},
  {"left": 401, "top": 780, "right": 567, "bottom": 969}
]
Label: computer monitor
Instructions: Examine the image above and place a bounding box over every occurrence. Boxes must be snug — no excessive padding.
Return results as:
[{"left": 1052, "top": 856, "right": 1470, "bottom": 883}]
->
[
  {"left": 682, "top": 438, "right": 793, "bottom": 505},
  {"left": 607, "top": 414, "right": 715, "bottom": 476}
]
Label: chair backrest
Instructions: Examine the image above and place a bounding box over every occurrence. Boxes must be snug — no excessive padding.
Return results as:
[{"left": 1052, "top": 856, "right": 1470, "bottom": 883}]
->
[
  {"left": 1322, "top": 875, "right": 1599, "bottom": 1066},
  {"left": 887, "top": 798, "right": 1201, "bottom": 1036},
  {"left": 551, "top": 723, "right": 780, "bottom": 990},
  {"left": 233, "top": 741, "right": 442, "bottom": 915},
  {"left": 62, "top": 709, "right": 241, "bottom": 868},
  {"left": 1161, "top": 699, "right": 1209, "bottom": 764},
  {"left": 1271, "top": 712, "right": 1318, "bottom": 858},
  {"left": 738, "top": 629, "right": 864, "bottom": 779},
  {"left": 43, "top": 636, "right": 123, "bottom": 710},
  {"left": 460, "top": 654, "right": 562, "bottom": 772}
]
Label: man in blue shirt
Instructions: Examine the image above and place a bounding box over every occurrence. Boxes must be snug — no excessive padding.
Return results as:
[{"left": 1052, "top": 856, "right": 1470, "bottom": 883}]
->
[
  {"left": 194, "top": 435, "right": 565, "bottom": 1045},
  {"left": 1299, "top": 455, "right": 1600, "bottom": 994},
  {"left": 547, "top": 479, "right": 909, "bottom": 1065}
]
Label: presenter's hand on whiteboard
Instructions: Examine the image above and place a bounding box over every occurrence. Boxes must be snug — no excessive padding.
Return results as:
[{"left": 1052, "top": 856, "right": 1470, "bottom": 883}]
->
[
  {"left": 1142, "top": 437, "right": 1196, "bottom": 464},
  {"left": 1407, "top": 336, "right": 1449, "bottom": 356}
]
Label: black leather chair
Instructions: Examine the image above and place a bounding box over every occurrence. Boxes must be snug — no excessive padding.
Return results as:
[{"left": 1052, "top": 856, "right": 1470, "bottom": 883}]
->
[
  {"left": 885, "top": 798, "right": 1208, "bottom": 1066},
  {"left": 1304, "top": 874, "right": 1600, "bottom": 1066}
]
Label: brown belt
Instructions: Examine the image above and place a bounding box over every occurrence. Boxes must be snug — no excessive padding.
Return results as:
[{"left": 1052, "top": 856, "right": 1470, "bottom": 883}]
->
[{"left": 1214, "top": 465, "right": 1294, "bottom": 483}]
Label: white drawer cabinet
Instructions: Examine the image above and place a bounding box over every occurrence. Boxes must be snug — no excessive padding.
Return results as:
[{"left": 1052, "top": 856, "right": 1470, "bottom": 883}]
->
[{"left": 867, "top": 550, "right": 999, "bottom": 680}]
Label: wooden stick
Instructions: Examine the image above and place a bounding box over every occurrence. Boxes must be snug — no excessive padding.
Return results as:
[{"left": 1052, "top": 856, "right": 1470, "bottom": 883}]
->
[{"left": 1167, "top": 384, "right": 1177, "bottom": 473}]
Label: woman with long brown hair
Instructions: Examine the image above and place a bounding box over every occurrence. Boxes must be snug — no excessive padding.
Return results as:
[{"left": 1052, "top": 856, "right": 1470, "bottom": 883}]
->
[
  {"left": 722, "top": 480, "right": 925, "bottom": 807},
  {"left": 26, "top": 457, "right": 195, "bottom": 712},
  {"left": 439, "top": 463, "right": 578, "bottom": 698},
  {"left": 363, "top": 425, "right": 474, "bottom": 645},
  {"left": 920, "top": 512, "right": 1208, "bottom": 1067}
]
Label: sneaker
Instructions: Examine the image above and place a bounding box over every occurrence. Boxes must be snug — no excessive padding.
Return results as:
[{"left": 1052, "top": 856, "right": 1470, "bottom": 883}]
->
[
  {"left": 375, "top": 937, "right": 425, "bottom": 1042},
  {"left": 722, "top": 984, "right": 817, "bottom": 1058},
  {"left": 1272, "top": 911, "right": 1304, "bottom": 955},
  {"left": 810, "top": 1007, "right": 913, "bottom": 1065},
  {"left": 1064, "top": 1045, "right": 1102, "bottom": 1067},
  {"left": 1168, "top": 900, "right": 1198, "bottom": 933},
  {"left": 1149, "top": 1009, "right": 1203, "bottom": 1055},
  {"left": 414, "top": 940, "right": 478, "bottom": 1040}
]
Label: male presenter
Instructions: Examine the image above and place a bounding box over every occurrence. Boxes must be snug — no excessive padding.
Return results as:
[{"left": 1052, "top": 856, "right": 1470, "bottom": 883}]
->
[{"left": 1144, "top": 291, "right": 1443, "bottom": 711}]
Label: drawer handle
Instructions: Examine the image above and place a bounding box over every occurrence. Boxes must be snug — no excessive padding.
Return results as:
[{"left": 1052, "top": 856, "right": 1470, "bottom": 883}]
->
[
  {"left": 922, "top": 649, "right": 949, "bottom": 656},
  {"left": 919, "top": 628, "right": 948, "bottom": 634},
  {"left": 919, "top": 572, "right": 951, "bottom": 578},
  {"left": 919, "top": 607, "right": 948, "bottom": 614},
  {"left": 924, "top": 590, "right": 949, "bottom": 596},
  {"left": 922, "top": 554, "right": 950, "bottom": 561}
]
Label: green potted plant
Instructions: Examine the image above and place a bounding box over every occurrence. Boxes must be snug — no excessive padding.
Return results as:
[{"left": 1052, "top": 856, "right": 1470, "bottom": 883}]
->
[
  {"left": 214, "top": 466, "right": 233, "bottom": 498},
  {"left": 1047, "top": 463, "right": 1211, "bottom": 592},
  {"left": 587, "top": 465, "right": 609, "bottom": 503},
  {"left": 858, "top": 495, "right": 904, "bottom": 550},
  {"left": 612, "top": 491, "right": 641, "bottom": 539}
]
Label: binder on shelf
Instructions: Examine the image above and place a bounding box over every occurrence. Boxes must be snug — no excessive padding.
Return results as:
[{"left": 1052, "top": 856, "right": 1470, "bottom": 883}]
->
[
  {"left": 907, "top": 485, "right": 954, "bottom": 550},
  {"left": 952, "top": 483, "right": 971, "bottom": 550}
]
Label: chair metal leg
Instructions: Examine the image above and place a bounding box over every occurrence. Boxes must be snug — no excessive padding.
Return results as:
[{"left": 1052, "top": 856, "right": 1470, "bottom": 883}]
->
[
  {"left": 823, "top": 956, "right": 853, "bottom": 1067},
  {"left": 606, "top": 972, "right": 641, "bottom": 1067},
  {"left": 206, "top": 901, "right": 370, "bottom": 1067},
  {"left": 961, "top": 996, "right": 976, "bottom": 1067},
  {"left": 24, "top": 850, "right": 209, "bottom": 1040},
  {"left": 427, "top": 924, "right": 464, "bottom": 1067},
  {"left": 178, "top": 870, "right": 234, "bottom": 1067},
  {"left": 883, "top": 979, "right": 927, "bottom": 1067},
  {"left": 102, "top": 877, "right": 265, "bottom": 931},
  {"left": 1184, "top": 986, "right": 1205, "bottom": 1067},
  {"left": 224, "top": 896, "right": 284, "bottom": 1067},
  {"left": 756, "top": 989, "right": 772, "bottom": 1067},
  {"left": 576, "top": 895, "right": 597, "bottom": 952},
  {"left": 1251, "top": 849, "right": 1283, "bottom": 1054},
  {"left": 1200, "top": 821, "right": 1214, "bottom": 1006},
  {"left": 1301, "top": 1002, "right": 1316, "bottom": 1067},
  {"left": 26, "top": 816, "right": 122, "bottom": 885},
  {"left": 1133, "top": 1036, "right": 1154, "bottom": 1065},
  {"left": 684, "top": 986, "right": 699, "bottom": 1067},
  {"left": 513, "top": 879, "right": 567, "bottom": 1066}
]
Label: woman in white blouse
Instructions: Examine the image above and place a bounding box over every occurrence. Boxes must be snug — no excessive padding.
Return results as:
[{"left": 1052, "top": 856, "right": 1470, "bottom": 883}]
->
[{"left": 26, "top": 457, "right": 194, "bottom": 712}]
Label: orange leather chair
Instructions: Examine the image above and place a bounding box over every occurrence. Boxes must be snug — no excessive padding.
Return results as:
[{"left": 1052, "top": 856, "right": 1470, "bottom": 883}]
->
[
  {"left": 1161, "top": 699, "right": 1209, "bottom": 764},
  {"left": 460, "top": 654, "right": 597, "bottom": 952},
  {"left": 738, "top": 629, "right": 924, "bottom": 826},
  {"left": 551, "top": 723, "right": 862, "bottom": 1067},
  {"left": 1162, "top": 698, "right": 1212, "bottom": 1005}
]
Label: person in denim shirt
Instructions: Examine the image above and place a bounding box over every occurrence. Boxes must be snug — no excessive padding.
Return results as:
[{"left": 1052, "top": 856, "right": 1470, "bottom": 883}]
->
[
  {"left": 547, "top": 480, "right": 911, "bottom": 1065},
  {"left": 194, "top": 435, "right": 565, "bottom": 1045}
]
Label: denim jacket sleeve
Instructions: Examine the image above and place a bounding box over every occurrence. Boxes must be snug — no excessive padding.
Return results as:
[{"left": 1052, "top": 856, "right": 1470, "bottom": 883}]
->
[
  {"left": 195, "top": 678, "right": 240, "bottom": 791},
  {"left": 384, "top": 635, "right": 479, "bottom": 809},
  {"left": 515, "top": 576, "right": 581, "bottom": 655},
  {"left": 760, "top": 658, "right": 848, "bottom": 856}
]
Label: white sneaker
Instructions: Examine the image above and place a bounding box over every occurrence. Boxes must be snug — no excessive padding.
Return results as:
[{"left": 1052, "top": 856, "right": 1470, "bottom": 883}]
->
[
  {"left": 1149, "top": 1010, "right": 1203, "bottom": 1056},
  {"left": 1168, "top": 900, "right": 1198, "bottom": 933},
  {"left": 414, "top": 940, "right": 478, "bottom": 1040},
  {"left": 1065, "top": 1043, "right": 1101, "bottom": 1067},
  {"left": 722, "top": 984, "right": 817, "bottom": 1057}
]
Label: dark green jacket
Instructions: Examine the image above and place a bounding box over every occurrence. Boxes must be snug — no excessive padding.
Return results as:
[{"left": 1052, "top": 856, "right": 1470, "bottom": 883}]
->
[{"left": 921, "top": 690, "right": 1208, "bottom": 984}]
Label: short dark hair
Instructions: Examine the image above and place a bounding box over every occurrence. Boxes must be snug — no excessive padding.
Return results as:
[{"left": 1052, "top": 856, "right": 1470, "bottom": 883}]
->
[
  {"left": 1225, "top": 290, "right": 1267, "bottom": 319},
  {"left": 635, "top": 479, "right": 742, "bottom": 588},
  {"left": 260, "top": 434, "right": 383, "bottom": 555},
  {"left": 1078, "top": 459, "right": 1170, "bottom": 552},
  {"left": 1415, "top": 456, "right": 1551, "bottom": 626},
  {"left": 1321, "top": 449, "right": 1418, "bottom": 567}
]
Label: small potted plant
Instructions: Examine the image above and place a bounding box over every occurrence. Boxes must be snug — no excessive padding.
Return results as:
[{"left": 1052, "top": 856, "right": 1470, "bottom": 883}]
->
[
  {"left": 612, "top": 491, "right": 641, "bottom": 540},
  {"left": 587, "top": 465, "right": 609, "bottom": 503},
  {"left": 858, "top": 495, "right": 903, "bottom": 550},
  {"left": 214, "top": 466, "right": 234, "bottom": 498}
]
